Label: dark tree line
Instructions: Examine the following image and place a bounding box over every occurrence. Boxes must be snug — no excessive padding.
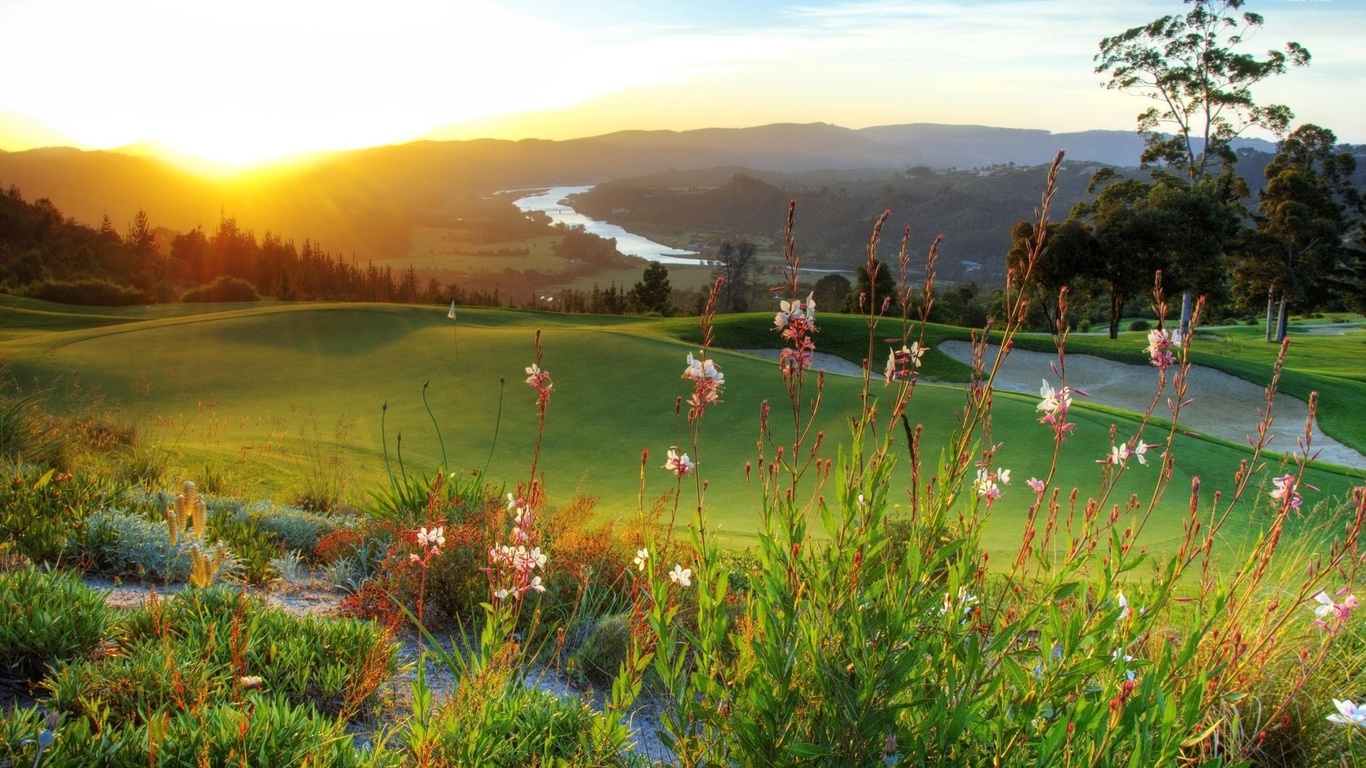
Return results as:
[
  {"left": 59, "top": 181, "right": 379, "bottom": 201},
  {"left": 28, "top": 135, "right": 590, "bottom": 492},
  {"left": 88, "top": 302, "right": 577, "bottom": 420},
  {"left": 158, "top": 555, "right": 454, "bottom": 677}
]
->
[{"left": 0, "top": 186, "right": 502, "bottom": 308}]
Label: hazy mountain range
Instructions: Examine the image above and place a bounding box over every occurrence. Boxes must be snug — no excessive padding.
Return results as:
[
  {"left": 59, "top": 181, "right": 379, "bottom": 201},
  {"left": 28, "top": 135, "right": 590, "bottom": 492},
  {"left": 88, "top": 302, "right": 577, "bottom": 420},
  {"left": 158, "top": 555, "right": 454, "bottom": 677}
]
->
[{"left": 0, "top": 122, "right": 1281, "bottom": 260}]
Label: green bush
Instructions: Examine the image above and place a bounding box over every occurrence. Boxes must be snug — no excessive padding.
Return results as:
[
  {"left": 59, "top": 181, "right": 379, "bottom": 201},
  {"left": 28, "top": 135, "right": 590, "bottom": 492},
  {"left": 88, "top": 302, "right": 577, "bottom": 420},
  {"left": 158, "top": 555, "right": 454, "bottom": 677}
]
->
[
  {"left": 20, "top": 278, "right": 150, "bottom": 306},
  {"left": 0, "top": 566, "right": 112, "bottom": 681},
  {"left": 110, "top": 587, "right": 399, "bottom": 720},
  {"left": 180, "top": 275, "right": 261, "bottom": 303},
  {"left": 414, "top": 679, "right": 645, "bottom": 767},
  {"left": 1127, "top": 318, "right": 1151, "bottom": 331},
  {"left": 0, "top": 463, "right": 119, "bottom": 565},
  {"left": 568, "top": 612, "right": 632, "bottom": 688},
  {"left": 1, "top": 697, "right": 400, "bottom": 768}
]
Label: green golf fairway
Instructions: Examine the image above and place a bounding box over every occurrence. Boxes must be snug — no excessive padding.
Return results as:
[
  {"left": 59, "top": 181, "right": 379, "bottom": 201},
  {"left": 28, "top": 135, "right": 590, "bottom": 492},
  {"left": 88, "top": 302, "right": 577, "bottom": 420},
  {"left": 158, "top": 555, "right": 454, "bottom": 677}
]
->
[{"left": 2, "top": 295, "right": 1360, "bottom": 558}]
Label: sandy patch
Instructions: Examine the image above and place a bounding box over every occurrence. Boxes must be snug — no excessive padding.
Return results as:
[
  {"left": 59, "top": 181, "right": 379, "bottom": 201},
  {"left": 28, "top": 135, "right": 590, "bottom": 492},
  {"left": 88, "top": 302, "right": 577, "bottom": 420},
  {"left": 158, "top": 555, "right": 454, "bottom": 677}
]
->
[
  {"left": 734, "top": 348, "right": 866, "bottom": 377},
  {"left": 937, "top": 341, "right": 1364, "bottom": 470}
]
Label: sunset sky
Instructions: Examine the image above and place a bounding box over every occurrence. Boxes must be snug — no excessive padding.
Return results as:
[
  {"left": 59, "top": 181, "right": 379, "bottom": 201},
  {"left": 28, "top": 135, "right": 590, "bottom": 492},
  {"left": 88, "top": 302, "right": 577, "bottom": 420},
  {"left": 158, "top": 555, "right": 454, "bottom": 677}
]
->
[{"left": 0, "top": 0, "right": 1361, "bottom": 167}]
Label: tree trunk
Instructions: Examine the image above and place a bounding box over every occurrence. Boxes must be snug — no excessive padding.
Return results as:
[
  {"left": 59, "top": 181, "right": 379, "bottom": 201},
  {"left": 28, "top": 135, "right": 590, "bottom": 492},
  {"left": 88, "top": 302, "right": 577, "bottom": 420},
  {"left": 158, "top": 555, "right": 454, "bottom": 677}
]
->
[
  {"left": 1180, "top": 291, "right": 1193, "bottom": 336},
  {"left": 1109, "top": 293, "right": 1122, "bottom": 339},
  {"left": 1266, "top": 293, "right": 1276, "bottom": 343},
  {"left": 1275, "top": 297, "right": 1289, "bottom": 342}
]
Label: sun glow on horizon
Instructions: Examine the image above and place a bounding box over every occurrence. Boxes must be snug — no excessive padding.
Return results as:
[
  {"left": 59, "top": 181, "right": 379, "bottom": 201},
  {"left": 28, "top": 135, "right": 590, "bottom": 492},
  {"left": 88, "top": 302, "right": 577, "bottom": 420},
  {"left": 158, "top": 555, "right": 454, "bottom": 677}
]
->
[{"left": 1, "top": 0, "right": 1362, "bottom": 163}]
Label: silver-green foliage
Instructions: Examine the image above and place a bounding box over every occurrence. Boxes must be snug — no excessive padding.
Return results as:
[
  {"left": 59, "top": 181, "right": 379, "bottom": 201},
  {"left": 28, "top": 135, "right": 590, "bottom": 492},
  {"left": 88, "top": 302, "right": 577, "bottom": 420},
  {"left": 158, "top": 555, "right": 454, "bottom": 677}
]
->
[{"left": 81, "top": 509, "right": 231, "bottom": 583}]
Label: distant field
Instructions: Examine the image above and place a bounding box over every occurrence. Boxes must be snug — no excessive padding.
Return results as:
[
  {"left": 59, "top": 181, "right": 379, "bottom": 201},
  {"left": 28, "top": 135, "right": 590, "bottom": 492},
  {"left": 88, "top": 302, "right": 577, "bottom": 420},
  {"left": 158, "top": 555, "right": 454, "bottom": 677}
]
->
[
  {"left": 400, "top": 228, "right": 566, "bottom": 274},
  {"left": 1, "top": 295, "right": 1359, "bottom": 557}
]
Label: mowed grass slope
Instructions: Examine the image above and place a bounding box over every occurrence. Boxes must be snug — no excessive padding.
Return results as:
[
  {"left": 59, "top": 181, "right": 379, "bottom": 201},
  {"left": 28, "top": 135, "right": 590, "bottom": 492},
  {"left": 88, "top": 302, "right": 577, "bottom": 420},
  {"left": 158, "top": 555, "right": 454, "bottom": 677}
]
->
[{"left": 0, "top": 296, "right": 1359, "bottom": 555}]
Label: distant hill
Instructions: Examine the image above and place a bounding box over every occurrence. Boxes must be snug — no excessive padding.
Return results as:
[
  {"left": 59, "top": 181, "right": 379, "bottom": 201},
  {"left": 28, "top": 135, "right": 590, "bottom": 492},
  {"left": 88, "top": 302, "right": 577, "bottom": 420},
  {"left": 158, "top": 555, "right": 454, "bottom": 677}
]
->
[{"left": 0, "top": 121, "right": 1290, "bottom": 263}]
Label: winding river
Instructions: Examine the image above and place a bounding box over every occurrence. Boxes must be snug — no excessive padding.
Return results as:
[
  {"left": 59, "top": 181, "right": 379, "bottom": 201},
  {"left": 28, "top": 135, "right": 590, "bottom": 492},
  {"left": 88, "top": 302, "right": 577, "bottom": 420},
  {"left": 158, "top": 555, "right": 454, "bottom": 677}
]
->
[{"left": 510, "top": 185, "right": 707, "bottom": 266}]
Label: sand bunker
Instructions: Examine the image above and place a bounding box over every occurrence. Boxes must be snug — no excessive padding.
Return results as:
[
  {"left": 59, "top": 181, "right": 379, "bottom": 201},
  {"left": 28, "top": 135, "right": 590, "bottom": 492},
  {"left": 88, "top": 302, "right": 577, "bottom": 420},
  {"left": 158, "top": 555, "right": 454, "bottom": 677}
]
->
[
  {"left": 938, "top": 341, "right": 1364, "bottom": 470},
  {"left": 734, "top": 344, "right": 1364, "bottom": 470}
]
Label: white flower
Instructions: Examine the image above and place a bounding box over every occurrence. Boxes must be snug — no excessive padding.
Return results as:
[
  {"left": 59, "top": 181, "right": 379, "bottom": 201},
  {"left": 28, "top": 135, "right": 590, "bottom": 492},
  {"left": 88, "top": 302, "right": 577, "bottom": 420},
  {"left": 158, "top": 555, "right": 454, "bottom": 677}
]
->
[
  {"left": 1107, "top": 444, "right": 1131, "bottom": 466},
  {"left": 1117, "top": 591, "right": 1131, "bottom": 620},
  {"left": 416, "top": 526, "right": 445, "bottom": 549},
  {"left": 633, "top": 548, "right": 649, "bottom": 571},
  {"left": 1132, "top": 441, "right": 1150, "bottom": 465},
  {"left": 1313, "top": 591, "right": 1338, "bottom": 620},
  {"left": 996, "top": 468, "right": 1011, "bottom": 485},
  {"left": 1328, "top": 699, "right": 1366, "bottom": 726},
  {"left": 669, "top": 564, "right": 693, "bottom": 588}
]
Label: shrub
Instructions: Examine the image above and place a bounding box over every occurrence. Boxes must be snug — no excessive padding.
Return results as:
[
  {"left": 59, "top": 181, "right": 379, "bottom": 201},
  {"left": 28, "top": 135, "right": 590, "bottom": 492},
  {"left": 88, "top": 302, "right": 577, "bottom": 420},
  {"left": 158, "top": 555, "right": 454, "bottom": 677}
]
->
[
  {"left": 1128, "top": 318, "right": 1151, "bottom": 331},
  {"left": 68, "top": 586, "right": 399, "bottom": 722},
  {"left": 78, "top": 508, "right": 231, "bottom": 584},
  {"left": 180, "top": 275, "right": 261, "bottom": 303},
  {"left": 0, "top": 463, "right": 119, "bottom": 565},
  {"left": 20, "top": 278, "right": 150, "bottom": 306},
  {"left": 567, "top": 612, "right": 632, "bottom": 688},
  {"left": 0, "top": 566, "right": 112, "bottom": 681},
  {"left": 1, "top": 697, "right": 400, "bottom": 768},
  {"left": 410, "top": 675, "right": 645, "bottom": 767}
]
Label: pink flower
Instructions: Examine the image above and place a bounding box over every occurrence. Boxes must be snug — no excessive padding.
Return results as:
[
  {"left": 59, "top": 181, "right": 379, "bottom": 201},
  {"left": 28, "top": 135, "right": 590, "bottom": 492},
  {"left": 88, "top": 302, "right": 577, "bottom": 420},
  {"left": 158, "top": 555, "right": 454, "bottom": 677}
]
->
[
  {"left": 1027, "top": 477, "right": 1046, "bottom": 494},
  {"left": 1037, "top": 379, "right": 1083, "bottom": 437},
  {"left": 1145, "top": 328, "right": 1181, "bottom": 369},
  {"left": 1312, "top": 590, "right": 1358, "bottom": 631},
  {"left": 1270, "top": 474, "right": 1304, "bottom": 511},
  {"left": 973, "top": 468, "right": 1009, "bottom": 503},
  {"left": 664, "top": 447, "right": 696, "bottom": 477}
]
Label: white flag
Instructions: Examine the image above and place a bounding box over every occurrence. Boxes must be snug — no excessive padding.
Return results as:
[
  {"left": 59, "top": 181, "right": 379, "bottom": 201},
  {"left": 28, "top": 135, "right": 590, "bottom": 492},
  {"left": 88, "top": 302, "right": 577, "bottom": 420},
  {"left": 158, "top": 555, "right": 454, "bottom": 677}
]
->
[{"left": 447, "top": 300, "right": 457, "bottom": 320}]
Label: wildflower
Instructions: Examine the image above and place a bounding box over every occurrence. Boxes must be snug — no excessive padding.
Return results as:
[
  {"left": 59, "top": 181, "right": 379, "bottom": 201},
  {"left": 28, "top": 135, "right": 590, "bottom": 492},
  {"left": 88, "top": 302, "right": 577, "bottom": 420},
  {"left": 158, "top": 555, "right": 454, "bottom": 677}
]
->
[
  {"left": 973, "top": 467, "right": 1010, "bottom": 502},
  {"left": 1270, "top": 474, "right": 1304, "bottom": 511},
  {"left": 1327, "top": 699, "right": 1366, "bottom": 727},
  {"left": 684, "top": 351, "right": 725, "bottom": 416},
  {"left": 237, "top": 675, "right": 265, "bottom": 689},
  {"left": 1104, "top": 443, "right": 1131, "bottom": 466},
  {"left": 1036, "top": 379, "right": 1080, "bottom": 436},
  {"left": 1117, "top": 591, "right": 1131, "bottom": 620},
  {"left": 1037, "top": 379, "right": 1072, "bottom": 416},
  {"left": 1132, "top": 441, "right": 1152, "bottom": 465},
  {"left": 973, "top": 469, "right": 1001, "bottom": 502},
  {"left": 416, "top": 526, "right": 445, "bottom": 550},
  {"left": 664, "top": 447, "right": 696, "bottom": 477},
  {"left": 1144, "top": 328, "right": 1181, "bottom": 369},
  {"left": 633, "top": 548, "right": 649, "bottom": 571},
  {"left": 670, "top": 564, "right": 693, "bottom": 588},
  {"left": 774, "top": 293, "right": 815, "bottom": 330},
  {"left": 1027, "top": 477, "right": 1046, "bottom": 494},
  {"left": 884, "top": 342, "right": 926, "bottom": 382},
  {"left": 1312, "top": 590, "right": 1359, "bottom": 631},
  {"left": 1111, "top": 649, "right": 1137, "bottom": 682},
  {"left": 940, "top": 586, "right": 979, "bottom": 616},
  {"left": 525, "top": 363, "right": 550, "bottom": 388}
]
